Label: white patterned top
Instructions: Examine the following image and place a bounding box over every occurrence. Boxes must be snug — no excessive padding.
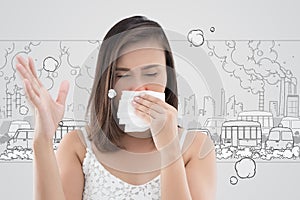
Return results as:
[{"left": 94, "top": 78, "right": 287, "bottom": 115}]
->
[{"left": 81, "top": 127, "right": 188, "bottom": 200}]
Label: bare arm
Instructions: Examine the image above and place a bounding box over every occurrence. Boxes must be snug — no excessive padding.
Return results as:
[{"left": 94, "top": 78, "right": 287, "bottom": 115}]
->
[
  {"left": 15, "top": 55, "right": 71, "bottom": 200},
  {"left": 185, "top": 133, "right": 217, "bottom": 200},
  {"left": 160, "top": 132, "right": 217, "bottom": 200},
  {"left": 132, "top": 94, "right": 215, "bottom": 199},
  {"left": 160, "top": 136, "right": 192, "bottom": 200},
  {"left": 55, "top": 130, "right": 85, "bottom": 200},
  {"left": 33, "top": 138, "right": 66, "bottom": 200}
]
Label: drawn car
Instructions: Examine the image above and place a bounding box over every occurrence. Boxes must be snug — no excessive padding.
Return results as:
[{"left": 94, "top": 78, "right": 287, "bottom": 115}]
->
[
  {"left": 6, "top": 128, "right": 35, "bottom": 150},
  {"left": 7, "top": 120, "right": 31, "bottom": 137},
  {"left": 203, "top": 117, "right": 226, "bottom": 143},
  {"left": 266, "top": 124, "right": 294, "bottom": 150}
]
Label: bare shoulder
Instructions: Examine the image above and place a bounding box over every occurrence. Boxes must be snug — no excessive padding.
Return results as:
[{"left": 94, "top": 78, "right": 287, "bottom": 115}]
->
[
  {"left": 55, "top": 129, "right": 87, "bottom": 199},
  {"left": 56, "top": 129, "right": 87, "bottom": 164},
  {"left": 181, "top": 129, "right": 215, "bottom": 164}
]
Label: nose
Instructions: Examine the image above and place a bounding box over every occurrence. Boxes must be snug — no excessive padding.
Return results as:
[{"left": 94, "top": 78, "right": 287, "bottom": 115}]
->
[
  {"left": 130, "top": 76, "right": 149, "bottom": 91},
  {"left": 134, "top": 84, "right": 149, "bottom": 91}
]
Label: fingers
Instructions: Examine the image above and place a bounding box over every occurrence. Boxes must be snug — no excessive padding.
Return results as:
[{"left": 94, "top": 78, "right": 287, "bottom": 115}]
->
[
  {"left": 132, "top": 96, "right": 163, "bottom": 114},
  {"left": 28, "top": 56, "right": 43, "bottom": 86},
  {"left": 139, "top": 93, "right": 167, "bottom": 108},
  {"left": 133, "top": 106, "right": 153, "bottom": 123},
  {"left": 27, "top": 57, "right": 38, "bottom": 78},
  {"left": 56, "top": 80, "right": 70, "bottom": 106},
  {"left": 17, "top": 56, "right": 38, "bottom": 79},
  {"left": 16, "top": 63, "right": 41, "bottom": 97},
  {"left": 23, "top": 79, "right": 40, "bottom": 107},
  {"left": 16, "top": 55, "right": 42, "bottom": 94}
]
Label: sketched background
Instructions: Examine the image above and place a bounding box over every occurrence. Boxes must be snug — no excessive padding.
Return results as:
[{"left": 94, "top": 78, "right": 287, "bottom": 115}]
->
[{"left": 1, "top": 0, "right": 300, "bottom": 199}]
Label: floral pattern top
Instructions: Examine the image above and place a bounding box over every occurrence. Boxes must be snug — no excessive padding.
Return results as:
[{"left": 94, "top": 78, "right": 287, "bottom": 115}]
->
[{"left": 81, "top": 127, "right": 188, "bottom": 200}]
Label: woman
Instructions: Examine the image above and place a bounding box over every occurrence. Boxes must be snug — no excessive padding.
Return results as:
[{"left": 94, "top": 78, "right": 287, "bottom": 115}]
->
[{"left": 16, "top": 15, "right": 216, "bottom": 200}]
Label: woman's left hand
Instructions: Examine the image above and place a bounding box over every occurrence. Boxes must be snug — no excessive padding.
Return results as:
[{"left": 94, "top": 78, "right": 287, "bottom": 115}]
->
[{"left": 132, "top": 93, "right": 179, "bottom": 151}]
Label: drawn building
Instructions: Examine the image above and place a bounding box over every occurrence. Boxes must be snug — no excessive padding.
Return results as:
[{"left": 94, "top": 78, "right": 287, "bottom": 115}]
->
[
  {"left": 269, "top": 101, "right": 279, "bottom": 117},
  {"left": 226, "top": 95, "right": 243, "bottom": 119},
  {"left": 203, "top": 96, "right": 215, "bottom": 117},
  {"left": 220, "top": 88, "right": 225, "bottom": 116},
  {"left": 279, "top": 77, "right": 298, "bottom": 116},
  {"left": 184, "top": 94, "right": 196, "bottom": 116},
  {"left": 286, "top": 95, "right": 299, "bottom": 117}
]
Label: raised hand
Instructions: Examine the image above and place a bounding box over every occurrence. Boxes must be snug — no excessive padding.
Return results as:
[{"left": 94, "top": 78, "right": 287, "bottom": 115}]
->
[
  {"left": 15, "top": 55, "right": 70, "bottom": 143},
  {"left": 131, "top": 93, "right": 179, "bottom": 151}
]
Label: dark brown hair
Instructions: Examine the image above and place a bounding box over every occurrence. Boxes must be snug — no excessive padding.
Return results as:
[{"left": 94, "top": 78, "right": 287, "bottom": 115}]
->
[{"left": 86, "top": 15, "right": 179, "bottom": 152}]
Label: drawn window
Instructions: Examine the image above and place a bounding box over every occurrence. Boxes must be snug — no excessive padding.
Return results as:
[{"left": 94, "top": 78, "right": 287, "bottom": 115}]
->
[
  {"left": 263, "top": 117, "right": 269, "bottom": 127},
  {"left": 292, "top": 121, "right": 300, "bottom": 128},
  {"left": 258, "top": 116, "right": 263, "bottom": 126},
  {"left": 282, "top": 131, "right": 293, "bottom": 140},
  {"left": 287, "top": 101, "right": 297, "bottom": 115},
  {"left": 221, "top": 127, "right": 226, "bottom": 137},
  {"left": 269, "top": 131, "right": 280, "bottom": 140},
  {"left": 250, "top": 127, "right": 256, "bottom": 139},
  {"left": 238, "top": 127, "right": 244, "bottom": 138},
  {"left": 244, "top": 127, "right": 250, "bottom": 139},
  {"left": 17, "top": 131, "right": 27, "bottom": 139},
  {"left": 226, "top": 127, "right": 232, "bottom": 138},
  {"left": 269, "top": 117, "right": 273, "bottom": 127}
]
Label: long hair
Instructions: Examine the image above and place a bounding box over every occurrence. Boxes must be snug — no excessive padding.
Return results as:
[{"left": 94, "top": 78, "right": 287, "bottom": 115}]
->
[{"left": 86, "top": 15, "right": 178, "bottom": 152}]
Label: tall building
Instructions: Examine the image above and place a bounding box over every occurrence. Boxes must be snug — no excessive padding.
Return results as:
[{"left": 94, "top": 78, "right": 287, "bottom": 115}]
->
[
  {"left": 220, "top": 88, "right": 225, "bottom": 116},
  {"left": 269, "top": 101, "right": 279, "bottom": 117},
  {"left": 279, "top": 77, "right": 298, "bottom": 116},
  {"left": 286, "top": 95, "right": 299, "bottom": 117},
  {"left": 184, "top": 94, "right": 196, "bottom": 116},
  {"left": 226, "top": 95, "right": 243, "bottom": 119},
  {"left": 203, "top": 96, "right": 215, "bottom": 117}
]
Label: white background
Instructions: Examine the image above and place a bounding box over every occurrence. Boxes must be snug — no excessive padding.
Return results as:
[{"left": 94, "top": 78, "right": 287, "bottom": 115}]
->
[{"left": 1, "top": 0, "right": 300, "bottom": 199}]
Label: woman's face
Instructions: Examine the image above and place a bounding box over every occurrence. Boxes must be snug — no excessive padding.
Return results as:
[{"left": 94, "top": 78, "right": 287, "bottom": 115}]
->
[{"left": 112, "top": 41, "right": 167, "bottom": 109}]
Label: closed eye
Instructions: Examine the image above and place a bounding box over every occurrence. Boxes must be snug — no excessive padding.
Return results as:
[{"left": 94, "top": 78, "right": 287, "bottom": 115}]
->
[{"left": 145, "top": 73, "right": 157, "bottom": 76}]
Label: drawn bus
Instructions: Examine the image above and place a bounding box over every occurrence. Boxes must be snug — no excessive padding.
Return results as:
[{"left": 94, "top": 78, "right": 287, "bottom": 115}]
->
[
  {"left": 266, "top": 124, "right": 294, "bottom": 150},
  {"left": 6, "top": 128, "right": 34, "bottom": 150},
  {"left": 220, "top": 120, "right": 262, "bottom": 149},
  {"left": 238, "top": 111, "right": 273, "bottom": 142}
]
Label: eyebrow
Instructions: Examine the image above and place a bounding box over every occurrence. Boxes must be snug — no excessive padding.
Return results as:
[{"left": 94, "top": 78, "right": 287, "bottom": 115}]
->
[{"left": 115, "top": 64, "right": 162, "bottom": 71}]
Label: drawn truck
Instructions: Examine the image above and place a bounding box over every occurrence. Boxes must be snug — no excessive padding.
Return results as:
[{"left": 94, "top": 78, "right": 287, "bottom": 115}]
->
[
  {"left": 6, "top": 128, "right": 34, "bottom": 150},
  {"left": 221, "top": 120, "right": 262, "bottom": 150},
  {"left": 266, "top": 124, "right": 294, "bottom": 150}
]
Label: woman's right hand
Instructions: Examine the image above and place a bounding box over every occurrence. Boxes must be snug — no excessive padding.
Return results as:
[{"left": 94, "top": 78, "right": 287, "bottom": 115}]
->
[{"left": 15, "top": 55, "right": 70, "bottom": 143}]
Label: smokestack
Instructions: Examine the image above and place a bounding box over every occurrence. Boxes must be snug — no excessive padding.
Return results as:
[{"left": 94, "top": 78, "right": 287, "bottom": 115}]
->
[
  {"left": 291, "top": 81, "right": 297, "bottom": 95},
  {"left": 6, "top": 93, "right": 12, "bottom": 118},
  {"left": 287, "top": 79, "right": 292, "bottom": 95},
  {"left": 258, "top": 91, "right": 264, "bottom": 111},
  {"left": 279, "top": 77, "right": 285, "bottom": 116},
  {"left": 220, "top": 88, "right": 225, "bottom": 116}
]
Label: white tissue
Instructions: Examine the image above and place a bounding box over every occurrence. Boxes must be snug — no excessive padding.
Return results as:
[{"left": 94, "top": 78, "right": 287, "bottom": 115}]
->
[{"left": 117, "top": 90, "right": 165, "bottom": 132}]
